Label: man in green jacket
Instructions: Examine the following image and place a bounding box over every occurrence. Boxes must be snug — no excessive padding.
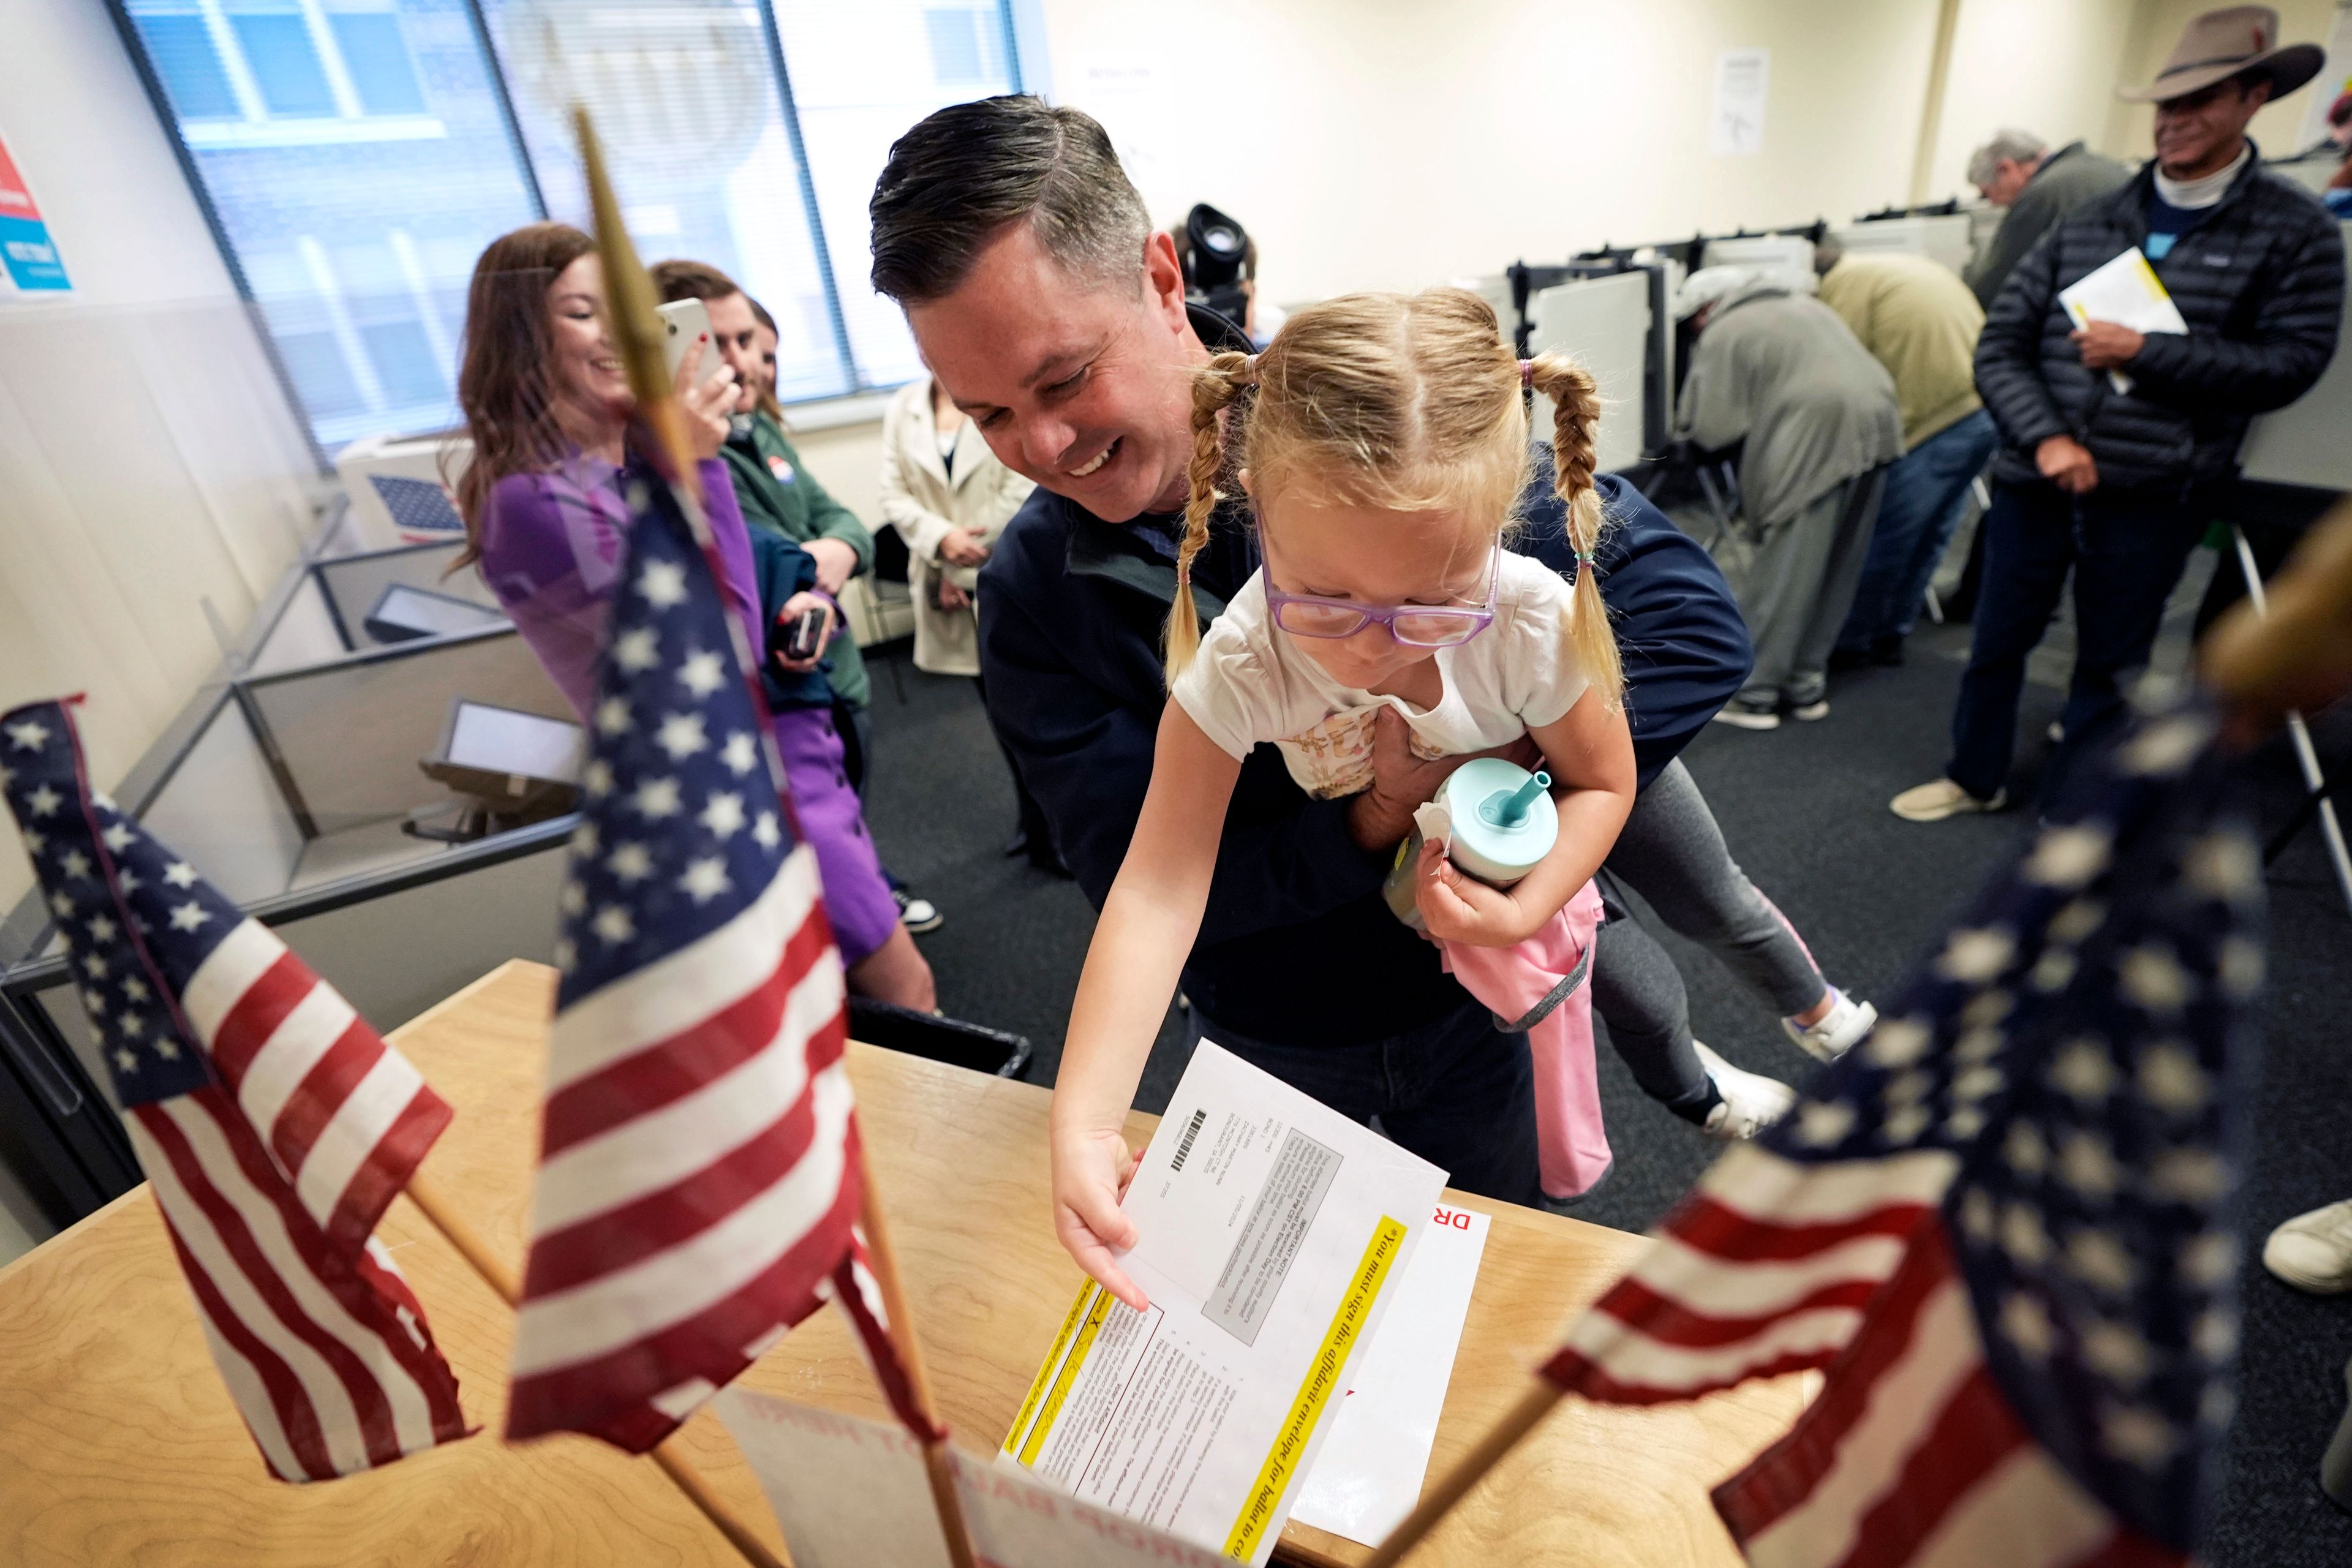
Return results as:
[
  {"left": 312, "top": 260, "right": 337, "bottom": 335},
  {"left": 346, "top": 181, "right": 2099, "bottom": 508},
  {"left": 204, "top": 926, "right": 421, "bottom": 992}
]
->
[{"left": 652, "top": 258, "right": 940, "bottom": 934}]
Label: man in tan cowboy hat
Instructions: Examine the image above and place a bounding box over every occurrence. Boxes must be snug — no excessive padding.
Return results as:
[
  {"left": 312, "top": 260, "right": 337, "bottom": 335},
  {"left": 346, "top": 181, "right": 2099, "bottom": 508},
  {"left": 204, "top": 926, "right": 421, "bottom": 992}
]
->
[{"left": 1893, "top": 4, "right": 2342, "bottom": 825}]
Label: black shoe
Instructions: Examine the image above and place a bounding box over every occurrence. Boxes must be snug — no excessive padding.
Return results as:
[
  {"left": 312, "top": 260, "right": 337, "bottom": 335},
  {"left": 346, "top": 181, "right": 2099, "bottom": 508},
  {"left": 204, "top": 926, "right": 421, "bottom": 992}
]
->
[
  {"left": 1869, "top": 635, "right": 1905, "bottom": 668},
  {"left": 1826, "top": 645, "right": 1874, "bottom": 674},
  {"left": 892, "top": 887, "right": 943, "bottom": 933}
]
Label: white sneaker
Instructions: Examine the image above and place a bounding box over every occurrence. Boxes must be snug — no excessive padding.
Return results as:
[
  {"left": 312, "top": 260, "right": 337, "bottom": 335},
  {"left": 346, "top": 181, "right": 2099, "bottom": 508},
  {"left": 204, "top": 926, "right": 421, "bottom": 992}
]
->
[
  {"left": 1790, "top": 698, "right": 1830, "bottom": 722},
  {"left": 1890, "top": 778, "right": 2008, "bottom": 823},
  {"left": 1783, "top": 988, "right": 1877, "bottom": 1064},
  {"left": 2264, "top": 1200, "right": 2352, "bottom": 1294},
  {"left": 1695, "top": 1041, "right": 1796, "bottom": 1141},
  {"left": 1713, "top": 700, "right": 1782, "bottom": 731}
]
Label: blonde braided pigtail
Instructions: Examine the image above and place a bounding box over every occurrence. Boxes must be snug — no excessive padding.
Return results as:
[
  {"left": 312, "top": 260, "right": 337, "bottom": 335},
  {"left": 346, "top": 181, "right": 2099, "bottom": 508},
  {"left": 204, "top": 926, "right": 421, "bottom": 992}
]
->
[
  {"left": 1527, "top": 355, "right": 1623, "bottom": 708},
  {"left": 1163, "top": 350, "right": 1256, "bottom": 684}
]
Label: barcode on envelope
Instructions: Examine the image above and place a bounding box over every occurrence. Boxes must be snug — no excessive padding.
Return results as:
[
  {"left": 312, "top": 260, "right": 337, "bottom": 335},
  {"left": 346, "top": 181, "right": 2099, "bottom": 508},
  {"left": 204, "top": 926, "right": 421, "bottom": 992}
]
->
[{"left": 1170, "top": 1107, "right": 1207, "bottom": 1172}]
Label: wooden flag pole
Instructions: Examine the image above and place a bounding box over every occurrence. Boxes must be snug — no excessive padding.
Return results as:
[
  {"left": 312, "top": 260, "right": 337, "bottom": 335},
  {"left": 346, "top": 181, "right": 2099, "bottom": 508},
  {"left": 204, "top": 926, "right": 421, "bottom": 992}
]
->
[
  {"left": 1362, "top": 1379, "right": 1566, "bottom": 1568},
  {"left": 853, "top": 1139, "right": 981, "bottom": 1568},
  {"left": 401, "top": 1172, "right": 789, "bottom": 1568}
]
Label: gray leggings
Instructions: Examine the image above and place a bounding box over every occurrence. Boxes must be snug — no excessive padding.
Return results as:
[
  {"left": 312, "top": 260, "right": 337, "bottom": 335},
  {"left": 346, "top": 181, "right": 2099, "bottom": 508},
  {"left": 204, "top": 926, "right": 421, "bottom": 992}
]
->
[{"left": 1590, "top": 758, "right": 1826, "bottom": 1114}]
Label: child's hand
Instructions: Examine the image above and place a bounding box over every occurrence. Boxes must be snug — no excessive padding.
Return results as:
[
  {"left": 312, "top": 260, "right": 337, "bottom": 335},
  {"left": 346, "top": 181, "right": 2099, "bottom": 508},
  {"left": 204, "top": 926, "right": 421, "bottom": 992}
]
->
[
  {"left": 1415, "top": 837, "right": 1538, "bottom": 947},
  {"left": 1049, "top": 1123, "right": 1150, "bottom": 1311}
]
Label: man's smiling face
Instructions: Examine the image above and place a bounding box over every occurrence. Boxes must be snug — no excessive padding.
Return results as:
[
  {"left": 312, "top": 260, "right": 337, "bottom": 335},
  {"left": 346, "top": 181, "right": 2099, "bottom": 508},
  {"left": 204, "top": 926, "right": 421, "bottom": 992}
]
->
[{"left": 907, "top": 223, "right": 1202, "bottom": 521}]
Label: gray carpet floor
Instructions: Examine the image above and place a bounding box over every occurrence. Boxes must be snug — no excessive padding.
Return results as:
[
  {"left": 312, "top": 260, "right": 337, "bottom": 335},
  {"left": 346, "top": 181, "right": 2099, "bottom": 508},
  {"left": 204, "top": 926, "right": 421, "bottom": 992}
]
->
[{"left": 857, "top": 545, "right": 2351, "bottom": 1564}]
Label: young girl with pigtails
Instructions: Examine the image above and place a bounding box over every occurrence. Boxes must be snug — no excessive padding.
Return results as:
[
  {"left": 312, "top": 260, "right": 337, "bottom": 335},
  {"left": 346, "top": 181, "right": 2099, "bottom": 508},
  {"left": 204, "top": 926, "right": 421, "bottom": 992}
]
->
[{"left": 1049, "top": 288, "right": 1637, "bottom": 1308}]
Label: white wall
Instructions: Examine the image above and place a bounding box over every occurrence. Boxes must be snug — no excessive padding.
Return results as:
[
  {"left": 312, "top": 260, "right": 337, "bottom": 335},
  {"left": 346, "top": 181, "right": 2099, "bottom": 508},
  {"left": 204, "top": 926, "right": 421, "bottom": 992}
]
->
[
  {"left": 1035, "top": 0, "right": 2149, "bottom": 312},
  {"left": 1936, "top": 0, "right": 2147, "bottom": 192},
  {"left": 0, "top": 0, "right": 322, "bottom": 918}
]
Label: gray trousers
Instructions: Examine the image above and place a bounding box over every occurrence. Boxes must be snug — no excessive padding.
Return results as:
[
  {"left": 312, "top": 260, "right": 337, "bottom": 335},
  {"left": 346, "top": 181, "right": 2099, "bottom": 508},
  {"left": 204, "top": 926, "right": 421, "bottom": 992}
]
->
[
  {"left": 1723, "top": 469, "right": 1887, "bottom": 708},
  {"left": 1589, "top": 758, "right": 1827, "bottom": 1113}
]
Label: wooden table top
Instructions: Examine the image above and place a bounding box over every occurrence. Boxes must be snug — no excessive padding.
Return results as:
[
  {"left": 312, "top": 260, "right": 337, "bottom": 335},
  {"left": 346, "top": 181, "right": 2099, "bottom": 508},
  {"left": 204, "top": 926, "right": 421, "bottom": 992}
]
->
[{"left": 0, "top": 960, "right": 1804, "bottom": 1567}]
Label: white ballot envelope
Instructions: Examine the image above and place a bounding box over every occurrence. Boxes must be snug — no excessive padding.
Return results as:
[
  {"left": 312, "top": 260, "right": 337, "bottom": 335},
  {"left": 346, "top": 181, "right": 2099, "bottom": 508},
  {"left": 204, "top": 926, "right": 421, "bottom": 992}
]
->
[
  {"left": 715, "top": 1389, "right": 1232, "bottom": 1568},
  {"left": 1289, "top": 1202, "right": 1491, "bottom": 1546},
  {"left": 2057, "top": 249, "right": 2187, "bottom": 395},
  {"left": 1001, "top": 1042, "right": 1447, "bottom": 1564},
  {"left": 716, "top": 1390, "right": 951, "bottom": 1568}
]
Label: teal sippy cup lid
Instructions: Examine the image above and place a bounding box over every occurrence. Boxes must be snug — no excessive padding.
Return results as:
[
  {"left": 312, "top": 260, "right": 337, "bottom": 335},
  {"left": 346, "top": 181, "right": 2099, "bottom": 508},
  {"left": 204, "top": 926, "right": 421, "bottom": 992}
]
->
[{"left": 1439, "top": 757, "right": 1558, "bottom": 885}]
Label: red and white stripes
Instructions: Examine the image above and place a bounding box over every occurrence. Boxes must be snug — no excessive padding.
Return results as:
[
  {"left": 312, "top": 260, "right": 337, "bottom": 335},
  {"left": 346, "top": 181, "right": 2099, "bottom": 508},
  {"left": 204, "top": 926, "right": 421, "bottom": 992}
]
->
[
  {"left": 507, "top": 843, "right": 869, "bottom": 1449},
  {"left": 1547, "top": 1145, "right": 1956, "bottom": 1404},
  {"left": 124, "top": 1087, "right": 469, "bottom": 1480},
  {"left": 179, "top": 919, "right": 452, "bottom": 1256}
]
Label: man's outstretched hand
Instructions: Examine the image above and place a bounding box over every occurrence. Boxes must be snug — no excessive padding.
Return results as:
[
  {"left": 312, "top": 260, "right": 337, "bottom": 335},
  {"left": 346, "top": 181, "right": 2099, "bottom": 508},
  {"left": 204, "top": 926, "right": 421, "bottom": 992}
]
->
[{"left": 1348, "top": 707, "right": 1542, "bottom": 853}]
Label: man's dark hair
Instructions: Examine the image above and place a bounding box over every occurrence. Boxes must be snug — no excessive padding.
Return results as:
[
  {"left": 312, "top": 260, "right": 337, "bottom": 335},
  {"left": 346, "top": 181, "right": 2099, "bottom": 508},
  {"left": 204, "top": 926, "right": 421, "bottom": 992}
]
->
[
  {"left": 649, "top": 257, "right": 741, "bottom": 304},
  {"left": 870, "top": 95, "right": 1149, "bottom": 304}
]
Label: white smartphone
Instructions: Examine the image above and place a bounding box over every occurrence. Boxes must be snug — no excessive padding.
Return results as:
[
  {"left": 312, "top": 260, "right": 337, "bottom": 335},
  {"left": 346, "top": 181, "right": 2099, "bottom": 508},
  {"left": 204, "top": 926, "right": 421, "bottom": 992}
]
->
[{"left": 656, "top": 298, "right": 729, "bottom": 388}]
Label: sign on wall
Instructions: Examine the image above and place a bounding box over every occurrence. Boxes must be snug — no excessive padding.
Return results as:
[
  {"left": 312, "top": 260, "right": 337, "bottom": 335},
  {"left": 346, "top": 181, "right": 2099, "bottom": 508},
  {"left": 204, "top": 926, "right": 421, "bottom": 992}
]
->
[
  {"left": 0, "top": 132, "right": 71, "bottom": 293},
  {"left": 1712, "top": 48, "right": 1770, "bottom": 156}
]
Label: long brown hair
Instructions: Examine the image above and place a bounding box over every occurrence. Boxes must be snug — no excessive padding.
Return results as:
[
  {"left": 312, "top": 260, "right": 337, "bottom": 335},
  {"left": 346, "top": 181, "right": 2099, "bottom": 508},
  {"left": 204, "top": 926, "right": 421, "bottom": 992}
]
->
[
  {"left": 449, "top": 221, "right": 597, "bottom": 567},
  {"left": 1167, "top": 288, "right": 1621, "bottom": 706}
]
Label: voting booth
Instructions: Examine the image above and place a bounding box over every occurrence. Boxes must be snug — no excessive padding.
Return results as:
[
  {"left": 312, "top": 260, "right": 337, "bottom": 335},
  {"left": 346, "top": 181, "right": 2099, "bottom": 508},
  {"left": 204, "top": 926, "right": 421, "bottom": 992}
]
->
[{"left": 0, "top": 501, "right": 576, "bottom": 1237}]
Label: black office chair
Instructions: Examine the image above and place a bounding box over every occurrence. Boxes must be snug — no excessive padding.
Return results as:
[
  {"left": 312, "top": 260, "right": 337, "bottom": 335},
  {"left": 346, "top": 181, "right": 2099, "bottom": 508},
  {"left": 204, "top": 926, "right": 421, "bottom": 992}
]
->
[
  {"left": 848, "top": 997, "right": 1033, "bottom": 1080},
  {"left": 865, "top": 524, "right": 916, "bottom": 705}
]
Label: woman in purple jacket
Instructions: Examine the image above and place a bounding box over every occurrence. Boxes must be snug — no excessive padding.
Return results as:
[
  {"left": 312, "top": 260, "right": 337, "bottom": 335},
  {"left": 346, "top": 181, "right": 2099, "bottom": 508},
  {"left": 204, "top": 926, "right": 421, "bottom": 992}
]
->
[{"left": 451, "top": 222, "right": 933, "bottom": 1009}]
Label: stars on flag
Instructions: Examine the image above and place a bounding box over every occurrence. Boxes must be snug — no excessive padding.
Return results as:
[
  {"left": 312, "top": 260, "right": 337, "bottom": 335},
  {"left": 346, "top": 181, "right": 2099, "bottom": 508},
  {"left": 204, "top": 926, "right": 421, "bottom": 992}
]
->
[
  {"left": 163, "top": 861, "right": 198, "bottom": 889},
  {"left": 638, "top": 560, "right": 688, "bottom": 608},
  {"left": 677, "top": 650, "right": 727, "bottom": 699},
  {"left": 678, "top": 857, "right": 731, "bottom": 905},
  {"left": 103, "top": 821, "right": 135, "bottom": 853},
  {"left": 612, "top": 627, "right": 660, "bottom": 673},
  {"left": 2119, "top": 945, "right": 2192, "bottom": 1014},
  {"left": 169, "top": 901, "right": 210, "bottom": 933},
  {"left": 25, "top": 783, "right": 61, "bottom": 818},
  {"left": 2138, "top": 1044, "right": 2211, "bottom": 1116},
  {"left": 753, "top": 812, "right": 781, "bottom": 851},
  {"left": 654, "top": 712, "right": 708, "bottom": 761},
  {"left": 5, "top": 717, "right": 50, "bottom": 751},
  {"left": 1936, "top": 927, "right": 2015, "bottom": 982},
  {"left": 720, "top": 732, "right": 758, "bottom": 777},
  {"left": 595, "top": 698, "right": 632, "bottom": 737},
  {"left": 633, "top": 777, "right": 682, "bottom": 819},
  {"left": 608, "top": 842, "right": 654, "bottom": 883},
  {"left": 2023, "top": 824, "right": 2111, "bottom": 889},
  {"left": 698, "top": 792, "right": 745, "bottom": 840},
  {"left": 2050, "top": 1038, "right": 2119, "bottom": 1104}
]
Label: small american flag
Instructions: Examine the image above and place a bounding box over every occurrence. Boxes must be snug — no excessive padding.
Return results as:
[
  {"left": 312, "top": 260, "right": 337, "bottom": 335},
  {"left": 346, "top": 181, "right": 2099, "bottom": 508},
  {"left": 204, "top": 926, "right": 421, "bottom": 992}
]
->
[
  {"left": 0, "top": 699, "right": 470, "bottom": 1481},
  {"left": 505, "top": 471, "right": 930, "bottom": 1452},
  {"left": 1547, "top": 698, "right": 2260, "bottom": 1567}
]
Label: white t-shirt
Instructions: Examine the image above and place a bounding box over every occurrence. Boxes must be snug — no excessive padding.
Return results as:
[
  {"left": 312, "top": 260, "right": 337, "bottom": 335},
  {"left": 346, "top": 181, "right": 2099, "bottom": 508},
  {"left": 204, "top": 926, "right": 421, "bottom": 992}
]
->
[{"left": 1170, "top": 551, "right": 1591, "bottom": 800}]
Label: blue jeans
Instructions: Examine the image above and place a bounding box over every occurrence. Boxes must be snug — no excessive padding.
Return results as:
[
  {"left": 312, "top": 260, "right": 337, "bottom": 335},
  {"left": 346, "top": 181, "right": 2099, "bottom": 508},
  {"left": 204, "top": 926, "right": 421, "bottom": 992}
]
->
[
  {"left": 1196, "top": 999, "right": 1541, "bottom": 1206},
  {"left": 1945, "top": 477, "right": 2207, "bottom": 802},
  {"left": 1836, "top": 410, "right": 1997, "bottom": 652}
]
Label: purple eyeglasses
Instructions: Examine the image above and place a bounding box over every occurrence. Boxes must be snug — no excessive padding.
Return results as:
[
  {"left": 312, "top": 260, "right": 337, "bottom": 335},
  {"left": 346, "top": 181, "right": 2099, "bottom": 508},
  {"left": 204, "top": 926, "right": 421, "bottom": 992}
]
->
[{"left": 1259, "top": 538, "right": 1500, "bottom": 648}]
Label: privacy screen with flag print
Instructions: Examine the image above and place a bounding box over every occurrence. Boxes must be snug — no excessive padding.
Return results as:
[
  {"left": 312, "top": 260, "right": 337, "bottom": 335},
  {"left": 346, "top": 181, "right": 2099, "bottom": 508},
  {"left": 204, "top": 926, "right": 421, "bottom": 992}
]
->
[
  {"left": 504, "top": 469, "right": 933, "bottom": 1453},
  {"left": 1544, "top": 695, "right": 2260, "bottom": 1568},
  {"left": 0, "top": 699, "right": 470, "bottom": 1481}
]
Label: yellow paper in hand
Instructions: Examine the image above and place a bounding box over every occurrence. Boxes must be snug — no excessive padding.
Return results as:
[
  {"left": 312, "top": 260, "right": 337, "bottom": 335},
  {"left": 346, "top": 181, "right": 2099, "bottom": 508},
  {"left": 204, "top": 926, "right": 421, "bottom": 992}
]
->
[{"left": 2058, "top": 249, "right": 2188, "bottom": 395}]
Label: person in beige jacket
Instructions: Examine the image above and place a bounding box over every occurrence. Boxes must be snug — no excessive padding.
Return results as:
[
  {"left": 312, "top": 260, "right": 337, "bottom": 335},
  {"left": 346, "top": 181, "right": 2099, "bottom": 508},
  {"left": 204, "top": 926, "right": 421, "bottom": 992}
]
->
[
  {"left": 880, "top": 375, "right": 1035, "bottom": 674},
  {"left": 1813, "top": 241, "right": 1999, "bottom": 669},
  {"left": 878, "top": 374, "right": 1062, "bottom": 869}
]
